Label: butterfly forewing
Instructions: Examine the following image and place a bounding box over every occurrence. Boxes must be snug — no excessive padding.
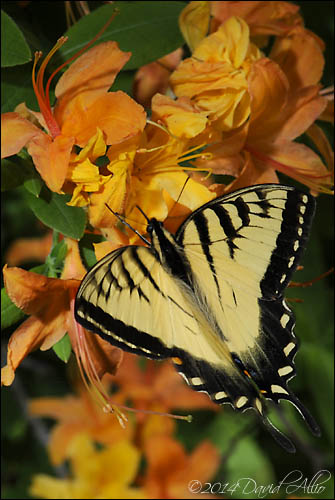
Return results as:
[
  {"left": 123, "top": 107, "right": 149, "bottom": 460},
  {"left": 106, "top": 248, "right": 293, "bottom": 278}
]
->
[{"left": 76, "top": 245, "right": 242, "bottom": 373}]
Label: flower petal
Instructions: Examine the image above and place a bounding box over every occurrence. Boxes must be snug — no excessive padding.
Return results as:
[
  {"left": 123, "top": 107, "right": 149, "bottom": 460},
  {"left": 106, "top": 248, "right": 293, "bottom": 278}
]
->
[
  {"left": 1, "top": 314, "right": 67, "bottom": 386},
  {"left": 194, "top": 16, "right": 252, "bottom": 67},
  {"left": 260, "top": 140, "right": 333, "bottom": 193},
  {"left": 1, "top": 112, "right": 43, "bottom": 158},
  {"left": 248, "top": 58, "right": 289, "bottom": 142},
  {"left": 179, "top": 1, "right": 211, "bottom": 52},
  {"left": 270, "top": 26, "right": 325, "bottom": 89},
  {"left": 27, "top": 133, "right": 74, "bottom": 193},
  {"left": 210, "top": 1, "right": 303, "bottom": 37},
  {"left": 275, "top": 86, "right": 327, "bottom": 142},
  {"left": 152, "top": 171, "right": 214, "bottom": 210},
  {"left": 3, "top": 265, "right": 76, "bottom": 315},
  {"left": 81, "top": 331, "right": 124, "bottom": 380},
  {"left": 54, "top": 41, "right": 131, "bottom": 127},
  {"left": 306, "top": 123, "right": 334, "bottom": 172},
  {"left": 30, "top": 474, "right": 72, "bottom": 499},
  {"left": 5, "top": 232, "right": 53, "bottom": 266},
  {"left": 171, "top": 440, "right": 220, "bottom": 489},
  {"left": 152, "top": 94, "right": 208, "bottom": 139},
  {"left": 61, "top": 238, "right": 87, "bottom": 281},
  {"left": 59, "top": 91, "right": 146, "bottom": 148},
  {"left": 133, "top": 49, "right": 182, "bottom": 107}
]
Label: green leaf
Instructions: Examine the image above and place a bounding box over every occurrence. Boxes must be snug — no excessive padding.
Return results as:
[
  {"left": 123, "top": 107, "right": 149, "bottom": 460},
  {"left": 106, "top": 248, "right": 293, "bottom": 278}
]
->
[
  {"left": 49, "top": 239, "right": 67, "bottom": 267},
  {"left": 23, "top": 185, "right": 87, "bottom": 240},
  {"left": 206, "top": 412, "right": 274, "bottom": 499},
  {"left": 1, "top": 159, "right": 26, "bottom": 191},
  {"left": 299, "top": 343, "right": 334, "bottom": 446},
  {"left": 23, "top": 176, "right": 43, "bottom": 197},
  {"left": 1, "top": 62, "right": 38, "bottom": 113},
  {"left": 57, "top": 2, "right": 184, "bottom": 71},
  {"left": 1, "top": 157, "right": 42, "bottom": 193},
  {"left": 1, "top": 287, "right": 25, "bottom": 330},
  {"left": 29, "top": 264, "right": 47, "bottom": 274},
  {"left": 112, "top": 70, "right": 136, "bottom": 96},
  {"left": 1, "top": 10, "right": 31, "bottom": 67},
  {"left": 53, "top": 333, "right": 72, "bottom": 363},
  {"left": 45, "top": 238, "right": 67, "bottom": 277}
]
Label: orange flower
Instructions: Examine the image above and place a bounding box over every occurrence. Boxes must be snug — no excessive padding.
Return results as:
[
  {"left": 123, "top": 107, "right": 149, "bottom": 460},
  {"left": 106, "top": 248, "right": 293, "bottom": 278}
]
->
[
  {"left": 133, "top": 49, "right": 183, "bottom": 108},
  {"left": 204, "top": 57, "right": 332, "bottom": 195},
  {"left": 1, "top": 35, "right": 146, "bottom": 199},
  {"left": 5, "top": 231, "right": 53, "bottom": 266},
  {"left": 209, "top": 1, "right": 304, "bottom": 39},
  {"left": 174, "top": 16, "right": 333, "bottom": 194},
  {"left": 112, "top": 352, "right": 217, "bottom": 415},
  {"left": 151, "top": 93, "right": 209, "bottom": 140},
  {"left": 1, "top": 239, "right": 121, "bottom": 387},
  {"left": 29, "top": 384, "right": 132, "bottom": 466},
  {"left": 142, "top": 434, "right": 220, "bottom": 499},
  {"left": 1, "top": 266, "right": 78, "bottom": 386},
  {"left": 179, "top": 1, "right": 211, "bottom": 53}
]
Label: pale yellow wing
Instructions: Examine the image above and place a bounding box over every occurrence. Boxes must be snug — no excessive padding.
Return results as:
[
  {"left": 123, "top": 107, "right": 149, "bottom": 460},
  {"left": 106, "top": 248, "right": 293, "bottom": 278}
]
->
[{"left": 176, "top": 184, "right": 317, "bottom": 433}]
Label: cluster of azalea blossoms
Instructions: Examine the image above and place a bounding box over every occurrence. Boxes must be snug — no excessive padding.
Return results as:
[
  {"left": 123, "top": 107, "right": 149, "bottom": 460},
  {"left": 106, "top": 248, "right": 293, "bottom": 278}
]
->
[
  {"left": 27, "top": 353, "right": 220, "bottom": 499},
  {"left": 2, "top": 1, "right": 333, "bottom": 415}
]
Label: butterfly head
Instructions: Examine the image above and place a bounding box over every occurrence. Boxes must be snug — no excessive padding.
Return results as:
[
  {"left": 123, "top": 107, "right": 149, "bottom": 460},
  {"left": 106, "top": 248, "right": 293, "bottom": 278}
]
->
[
  {"left": 147, "top": 218, "right": 184, "bottom": 266},
  {"left": 146, "top": 218, "right": 168, "bottom": 255}
]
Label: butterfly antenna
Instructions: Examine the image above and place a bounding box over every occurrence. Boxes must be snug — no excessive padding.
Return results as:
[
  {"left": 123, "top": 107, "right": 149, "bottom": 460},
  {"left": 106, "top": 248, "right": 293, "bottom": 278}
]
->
[
  {"left": 135, "top": 205, "right": 150, "bottom": 223},
  {"left": 168, "top": 176, "right": 192, "bottom": 220},
  {"left": 105, "top": 204, "right": 150, "bottom": 246},
  {"left": 176, "top": 176, "right": 191, "bottom": 205}
]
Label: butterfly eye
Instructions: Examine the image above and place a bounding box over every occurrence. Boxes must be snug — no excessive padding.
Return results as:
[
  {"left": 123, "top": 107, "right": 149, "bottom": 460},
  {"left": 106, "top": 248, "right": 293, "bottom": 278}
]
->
[{"left": 147, "top": 223, "right": 153, "bottom": 234}]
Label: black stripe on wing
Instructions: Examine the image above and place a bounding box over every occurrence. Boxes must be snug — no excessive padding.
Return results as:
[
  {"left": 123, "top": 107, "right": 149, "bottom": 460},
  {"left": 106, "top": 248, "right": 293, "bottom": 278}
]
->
[
  {"left": 232, "top": 195, "right": 250, "bottom": 226},
  {"left": 171, "top": 347, "right": 258, "bottom": 410},
  {"left": 75, "top": 298, "right": 171, "bottom": 359},
  {"left": 260, "top": 189, "right": 315, "bottom": 298},
  {"left": 192, "top": 212, "right": 221, "bottom": 299}
]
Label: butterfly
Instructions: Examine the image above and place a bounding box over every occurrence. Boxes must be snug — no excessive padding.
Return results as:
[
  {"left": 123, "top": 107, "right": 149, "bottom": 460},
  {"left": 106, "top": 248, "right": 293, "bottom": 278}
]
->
[{"left": 75, "top": 183, "right": 320, "bottom": 452}]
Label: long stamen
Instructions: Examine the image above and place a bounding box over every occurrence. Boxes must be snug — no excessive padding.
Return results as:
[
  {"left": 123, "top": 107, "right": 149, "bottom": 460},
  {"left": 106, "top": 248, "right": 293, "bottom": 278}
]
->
[
  {"left": 70, "top": 297, "right": 191, "bottom": 426},
  {"left": 245, "top": 145, "right": 333, "bottom": 190},
  {"left": 32, "top": 11, "right": 119, "bottom": 139},
  {"left": 44, "top": 10, "right": 119, "bottom": 107},
  {"left": 32, "top": 38, "right": 68, "bottom": 138}
]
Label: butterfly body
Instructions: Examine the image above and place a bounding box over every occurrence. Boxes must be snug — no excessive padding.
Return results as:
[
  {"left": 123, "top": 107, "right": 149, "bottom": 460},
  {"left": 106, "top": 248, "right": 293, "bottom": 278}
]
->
[{"left": 75, "top": 184, "right": 320, "bottom": 451}]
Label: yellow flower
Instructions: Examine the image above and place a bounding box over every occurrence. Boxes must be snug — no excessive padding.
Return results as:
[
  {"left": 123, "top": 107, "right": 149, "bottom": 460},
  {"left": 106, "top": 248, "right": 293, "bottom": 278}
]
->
[
  {"left": 198, "top": 55, "right": 332, "bottom": 195},
  {"left": 87, "top": 121, "right": 215, "bottom": 237},
  {"left": 170, "top": 16, "right": 262, "bottom": 133},
  {"left": 30, "top": 434, "right": 147, "bottom": 499},
  {"left": 178, "top": 1, "right": 211, "bottom": 52},
  {"left": 66, "top": 128, "right": 110, "bottom": 207}
]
